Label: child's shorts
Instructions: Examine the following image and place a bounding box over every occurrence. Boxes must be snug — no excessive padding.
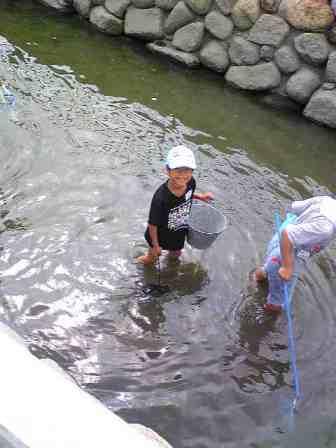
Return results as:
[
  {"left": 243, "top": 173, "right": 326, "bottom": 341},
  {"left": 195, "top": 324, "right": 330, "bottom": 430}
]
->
[{"left": 145, "top": 227, "right": 187, "bottom": 251}]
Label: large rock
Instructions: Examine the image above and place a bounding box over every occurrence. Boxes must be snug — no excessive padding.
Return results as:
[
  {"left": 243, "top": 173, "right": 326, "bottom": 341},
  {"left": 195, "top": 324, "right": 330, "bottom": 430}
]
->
[
  {"left": 73, "top": 0, "right": 91, "bottom": 17},
  {"left": 164, "top": 2, "right": 195, "bottom": 35},
  {"left": 274, "top": 45, "right": 300, "bottom": 73},
  {"left": 172, "top": 22, "right": 204, "bottom": 52},
  {"left": 205, "top": 11, "right": 233, "bottom": 40},
  {"left": 199, "top": 40, "right": 230, "bottom": 72},
  {"left": 327, "top": 25, "right": 336, "bottom": 45},
  {"left": 147, "top": 41, "right": 200, "bottom": 67},
  {"left": 294, "top": 33, "right": 330, "bottom": 66},
  {"left": 225, "top": 62, "right": 281, "bottom": 90},
  {"left": 326, "top": 52, "right": 336, "bottom": 82},
  {"left": 279, "top": 0, "right": 334, "bottom": 31},
  {"left": 231, "top": 0, "right": 260, "bottom": 30},
  {"left": 184, "top": 0, "right": 212, "bottom": 14},
  {"left": 260, "top": 0, "right": 281, "bottom": 13},
  {"left": 124, "top": 7, "right": 164, "bottom": 40},
  {"left": 132, "top": 0, "right": 155, "bottom": 8},
  {"left": 228, "top": 36, "right": 260, "bottom": 65},
  {"left": 248, "top": 14, "right": 290, "bottom": 47},
  {"left": 155, "top": 0, "right": 179, "bottom": 10},
  {"left": 215, "top": 0, "right": 233, "bottom": 15},
  {"left": 304, "top": 89, "right": 336, "bottom": 127},
  {"left": 286, "top": 68, "right": 321, "bottom": 103},
  {"left": 105, "top": 0, "right": 131, "bottom": 17},
  {"left": 89, "top": 6, "right": 124, "bottom": 34},
  {"left": 38, "top": 0, "right": 74, "bottom": 12}
]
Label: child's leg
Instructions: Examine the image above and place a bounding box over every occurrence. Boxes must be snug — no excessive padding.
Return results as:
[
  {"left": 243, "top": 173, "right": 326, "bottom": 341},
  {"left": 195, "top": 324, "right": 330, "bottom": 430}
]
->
[{"left": 136, "top": 248, "right": 157, "bottom": 265}]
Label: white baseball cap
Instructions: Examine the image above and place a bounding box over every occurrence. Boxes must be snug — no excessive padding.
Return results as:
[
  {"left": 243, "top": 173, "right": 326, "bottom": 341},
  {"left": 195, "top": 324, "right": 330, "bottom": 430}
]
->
[{"left": 166, "top": 145, "right": 196, "bottom": 170}]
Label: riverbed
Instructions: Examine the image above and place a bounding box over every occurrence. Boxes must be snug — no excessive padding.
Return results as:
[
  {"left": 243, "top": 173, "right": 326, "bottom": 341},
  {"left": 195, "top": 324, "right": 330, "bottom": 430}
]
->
[{"left": 1, "top": 1, "right": 336, "bottom": 447}]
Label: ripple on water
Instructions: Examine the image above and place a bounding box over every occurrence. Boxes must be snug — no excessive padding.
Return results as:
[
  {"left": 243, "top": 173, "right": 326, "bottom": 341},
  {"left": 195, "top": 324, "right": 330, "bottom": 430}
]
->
[{"left": 1, "top": 38, "right": 336, "bottom": 448}]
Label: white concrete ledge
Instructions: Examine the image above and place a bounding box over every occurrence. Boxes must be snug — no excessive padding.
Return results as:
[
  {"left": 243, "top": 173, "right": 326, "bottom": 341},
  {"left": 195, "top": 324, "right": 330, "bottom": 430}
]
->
[{"left": 0, "top": 322, "right": 172, "bottom": 448}]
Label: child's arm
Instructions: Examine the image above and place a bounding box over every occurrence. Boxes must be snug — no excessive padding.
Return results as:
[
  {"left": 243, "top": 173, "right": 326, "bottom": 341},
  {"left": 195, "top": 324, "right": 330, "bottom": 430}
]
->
[
  {"left": 193, "top": 192, "right": 214, "bottom": 202},
  {"left": 148, "top": 224, "right": 162, "bottom": 257},
  {"left": 279, "top": 229, "right": 294, "bottom": 281}
]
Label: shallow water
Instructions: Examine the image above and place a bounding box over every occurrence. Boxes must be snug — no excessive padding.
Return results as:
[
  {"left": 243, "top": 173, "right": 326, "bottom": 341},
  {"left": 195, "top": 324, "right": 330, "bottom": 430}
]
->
[{"left": 1, "top": 1, "right": 336, "bottom": 447}]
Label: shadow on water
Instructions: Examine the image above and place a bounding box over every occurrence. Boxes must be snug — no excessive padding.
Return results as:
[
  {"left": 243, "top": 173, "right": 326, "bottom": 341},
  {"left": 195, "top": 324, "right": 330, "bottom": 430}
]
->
[{"left": 1, "top": 2, "right": 336, "bottom": 448}]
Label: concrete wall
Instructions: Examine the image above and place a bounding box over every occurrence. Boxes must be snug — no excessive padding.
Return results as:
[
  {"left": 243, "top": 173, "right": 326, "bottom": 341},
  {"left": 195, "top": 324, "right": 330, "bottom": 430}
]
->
[{"left": 0, "top": 321, "right": 172, "bottom": 448}]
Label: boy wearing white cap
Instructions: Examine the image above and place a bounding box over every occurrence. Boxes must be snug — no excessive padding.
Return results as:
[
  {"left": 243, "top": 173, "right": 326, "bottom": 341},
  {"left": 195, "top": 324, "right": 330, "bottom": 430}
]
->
[{"left": 137, "top": 145, "right": 214, "bottom": 265}]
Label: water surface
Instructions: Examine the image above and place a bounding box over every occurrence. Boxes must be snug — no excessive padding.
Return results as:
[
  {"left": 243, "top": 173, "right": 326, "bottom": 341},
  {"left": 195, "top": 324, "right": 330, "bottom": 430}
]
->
[{"left": 1, "top": 2, "right": 336, "bottom": 447}]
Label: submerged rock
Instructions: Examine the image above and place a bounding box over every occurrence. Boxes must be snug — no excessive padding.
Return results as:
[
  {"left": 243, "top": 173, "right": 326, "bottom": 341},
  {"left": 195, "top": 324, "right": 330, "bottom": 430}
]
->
[
  {"left": 225, "top": 62, "right": 281, "bottom": 90},
  {"left": 147, "top": 41, "right": 200, "bottom": 66},
  {"left": 37, "top": 0, "right": 74, "bottom": 12},
  {"left": 73, "top": 0, "right": 90, "bottom": 17},
  {"left": 304, "top": 89, "right": 336, "bottom": 127}
]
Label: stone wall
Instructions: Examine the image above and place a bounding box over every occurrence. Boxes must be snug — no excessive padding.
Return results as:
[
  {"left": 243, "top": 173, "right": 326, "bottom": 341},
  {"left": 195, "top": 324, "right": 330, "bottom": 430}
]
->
[{"left": 36, "top": 0, "right": 336, "bottom": 128}]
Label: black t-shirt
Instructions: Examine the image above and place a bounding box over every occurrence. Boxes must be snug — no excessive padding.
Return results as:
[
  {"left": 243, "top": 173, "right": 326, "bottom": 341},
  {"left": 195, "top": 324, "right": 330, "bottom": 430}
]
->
[{"left": 145, "top": 177, "right": 196, "bottom": 250}]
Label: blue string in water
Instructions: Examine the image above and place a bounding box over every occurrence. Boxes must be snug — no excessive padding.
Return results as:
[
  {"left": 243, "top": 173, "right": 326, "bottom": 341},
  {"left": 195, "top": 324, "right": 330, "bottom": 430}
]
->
[{"left": 275, "top": 212, "right": 301, "bottom": 425}]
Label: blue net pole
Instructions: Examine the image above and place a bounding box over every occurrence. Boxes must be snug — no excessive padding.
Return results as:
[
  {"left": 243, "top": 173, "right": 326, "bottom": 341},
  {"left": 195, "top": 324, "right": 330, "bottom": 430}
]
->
[{"left": 275, "top": 212, "right": 301, "bottom": 411}]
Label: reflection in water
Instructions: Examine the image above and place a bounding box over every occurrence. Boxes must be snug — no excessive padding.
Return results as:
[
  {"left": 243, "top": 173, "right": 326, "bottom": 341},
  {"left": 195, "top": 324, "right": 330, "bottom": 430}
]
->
[{"left": 1, "top": 9, "right": 336, "bottom": 447}]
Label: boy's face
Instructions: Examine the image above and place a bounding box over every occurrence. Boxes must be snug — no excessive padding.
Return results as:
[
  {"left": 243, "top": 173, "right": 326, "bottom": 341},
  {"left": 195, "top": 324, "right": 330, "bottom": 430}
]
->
[{"left": 168, "top": 167, "right": 193, "bottom": 188}]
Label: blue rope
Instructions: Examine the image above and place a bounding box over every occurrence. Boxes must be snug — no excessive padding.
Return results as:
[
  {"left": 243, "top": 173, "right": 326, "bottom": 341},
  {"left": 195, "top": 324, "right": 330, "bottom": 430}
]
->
[{"left": 275, "top": 212, "right": 301, "bottom": 413}]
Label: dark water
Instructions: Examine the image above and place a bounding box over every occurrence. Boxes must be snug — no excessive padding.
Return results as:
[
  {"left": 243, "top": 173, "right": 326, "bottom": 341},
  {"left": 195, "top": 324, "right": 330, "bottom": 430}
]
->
[{"left": 1, "top": 1, "right": 336, "bottom": 447}]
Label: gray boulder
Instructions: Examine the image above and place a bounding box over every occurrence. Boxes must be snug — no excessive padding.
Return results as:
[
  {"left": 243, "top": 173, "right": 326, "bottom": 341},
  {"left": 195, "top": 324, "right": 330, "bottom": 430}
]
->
[
  {"left": 294, "top": 33, "right": 330, "bottom": 66},
  {"left": 132, "top": 0, "right": 155, "bottom": 8},
  {"left": 286, "top": 68, "right": 321, "bottom": 104},
  {"left": 225, "top": 62, "right": 281, "bottom": 90},
  {"left": 215, "top": 0, "right": 232, "bottom": 15},
  {"left": 228, "top": 36, "right": 260, "bottom": 65},
  {"left": 260, "top": 45, "right": 275, "bottom": 61},
  {"left": 326, "top": 51, "right": 336, "bottom": 83},
  {"left": 92, "top": 0, "right": 105, "bottom": 4},
  {"left": 73, "top": 0, "right": 90, "bottom": 16},
  {"left": 205, "top": 11, "right": 233, "bottom": 40},
  {"left": 156, "top": 0, "right": 179, "bottom": 10},
  {"left": 147, "top": 41, "right": 200, "bottom": 67},
  {"left": 200, "top": 40, "right": 230, "bottom": 72},
  {"left": 184, "top": 0, "right": 212, "bottom": 15},
  {"left": 105, "top": 0, "right": 131, "bottom": 18},
  {"left": 304, "top": 89, "right": 336, "bottom": 128},
  {"left": 260, "top": 0, "right": 281, "bottom": 13},
  {"left": 274, "top": 45, "right": 300, "bottom": 74},
  {"left": 248, "top": 14, "right": 290, "bottom": 47},
  {"left": 124, "top": 7, "right": 164, "bottom": 40},
  {"left": 89, "top": 6, "right": 124, "bottom": 34},
  {"left": 164, "top": 2, "right": 195, "bottom": 35},
  {"left": 172, "top": 22, "right": 204, "bottom": 52}
]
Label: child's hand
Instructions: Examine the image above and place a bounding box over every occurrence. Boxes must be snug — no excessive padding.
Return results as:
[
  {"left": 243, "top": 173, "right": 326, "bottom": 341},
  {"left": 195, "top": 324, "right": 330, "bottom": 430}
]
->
[
  {"left": 200, "top": 192, "right": 214, "bottom": 202},
  {"left": 152, "top": 245, "right": 162, "bottom": 257},
  {"left": 278, "top": 266, "right": 292, "bottom": 281}
]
